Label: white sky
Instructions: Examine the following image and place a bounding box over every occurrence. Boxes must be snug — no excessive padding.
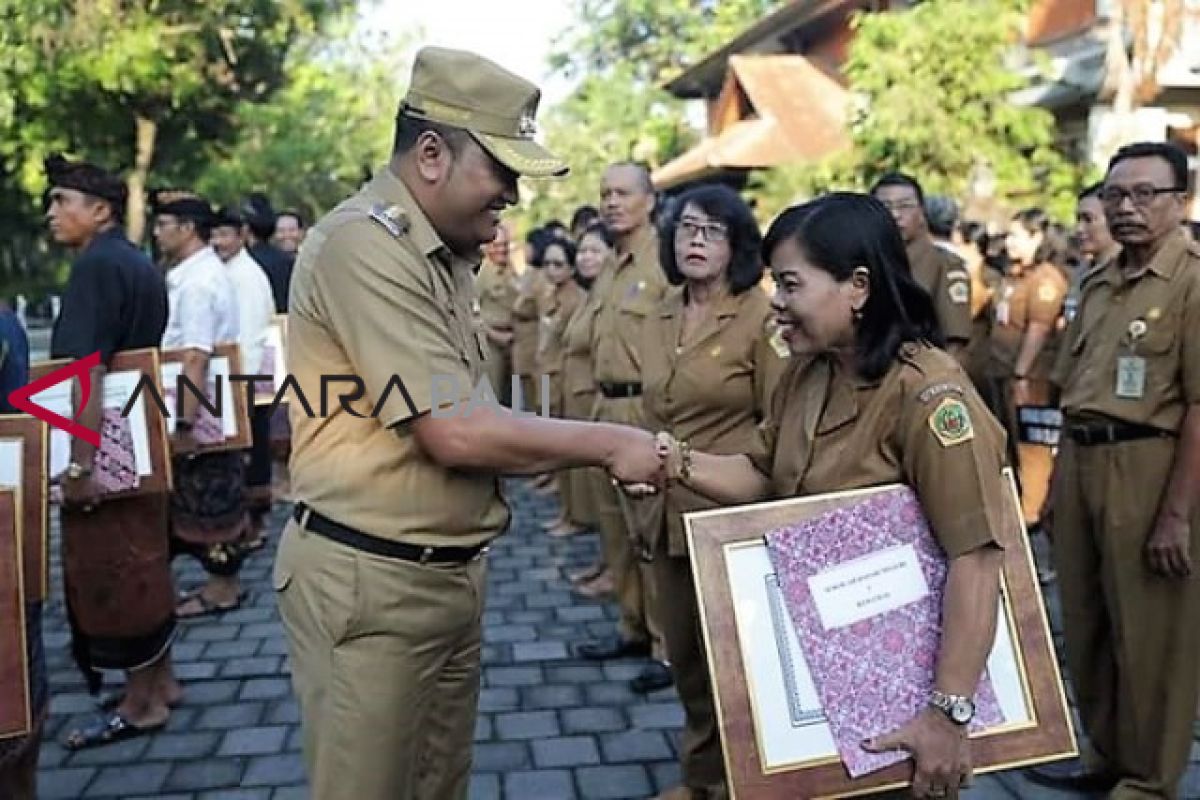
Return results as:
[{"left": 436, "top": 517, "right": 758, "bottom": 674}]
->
[{"left": 362, "top": 0, "right": 578, "bottom": 108}]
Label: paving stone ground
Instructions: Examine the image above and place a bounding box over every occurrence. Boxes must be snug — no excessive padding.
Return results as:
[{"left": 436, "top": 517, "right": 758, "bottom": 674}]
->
[{"left": 33, "top": 478, "right": 1200, "bottom": 799}]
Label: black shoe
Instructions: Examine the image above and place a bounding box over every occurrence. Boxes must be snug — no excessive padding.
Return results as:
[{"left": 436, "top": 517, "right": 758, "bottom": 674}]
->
[
  {"left": 1025, "top": 760, "right": 1117, "bottom": 792},
  {"left": 576, "top": 635, "right": 651, "bottom": 660},
  {"left": 630, "top": 661, "right": 673, "bottom": 694}
]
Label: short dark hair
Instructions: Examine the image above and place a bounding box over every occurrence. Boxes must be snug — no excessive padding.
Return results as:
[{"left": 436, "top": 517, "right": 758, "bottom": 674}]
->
[
  {"left": 392, "top": 110, "right": 469, "bottom": 157},
  {"left": 240, "top": 192, "right": 276, "bottom": 240},
  {"left": 924, "top": 196, "right": 958, "bottom": 238},
  {"left": 171, "top": 210, "right": 213, "bottom": 242},
  {"left": 870, "top": 172, "right": 926, "bottom": 210},
  {"left": 579, "top": 221, "right": 614, "bottom": 249},
  {"left": 570, "top": 205, "right": 600, "bottom": 232},
  {"left": 525, "top": 228, "right": 555, "bottom": 267},
  {"left": 536, "top": 236, "right": 576, "bottom": 267},
  {"left": 762, "top": 192, "right": 943, "bottom": 382},
  {"left": 1078, "top": 181, "right": 1105, "bottom": 201},
  {"left": 660, "top": 184, "right": 763, "bottom": 295},
  {"left": 1107, "top": 141, "right": 1190, "bottom": 190},
  {"left": 277, "top": 210, "right": 305, "bottom": 229}
]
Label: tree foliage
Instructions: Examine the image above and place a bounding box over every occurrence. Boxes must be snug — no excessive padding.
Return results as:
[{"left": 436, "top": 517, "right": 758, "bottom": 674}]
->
[{"left": 750, "top": 0, "right": 1087, "bottom": 222}]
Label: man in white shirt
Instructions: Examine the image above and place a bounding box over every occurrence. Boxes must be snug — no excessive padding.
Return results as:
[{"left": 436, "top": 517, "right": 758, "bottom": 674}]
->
[
  {"left": 152, "top": 191, "right": 248, "bottom": 619},
  {"left": 211, "top": 207, "right": 278, "bottom": 545}
]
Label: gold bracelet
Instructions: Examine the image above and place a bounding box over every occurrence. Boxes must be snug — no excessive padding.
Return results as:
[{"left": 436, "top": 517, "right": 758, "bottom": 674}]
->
[{"left": 679, "top": 440, "right": 694, "bottom": 481}]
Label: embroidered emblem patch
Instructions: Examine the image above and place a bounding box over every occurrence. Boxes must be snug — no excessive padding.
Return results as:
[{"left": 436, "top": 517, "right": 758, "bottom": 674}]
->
[
  {"left": 1037, "top": 283, "right": 1058, "bottom": 303},
  {"left": 948, "top": 281, "right": 969, "bottom": 304},
  {"left": 917, "top": 382, "right": 964, "bottom": 404},
  {"left": 767, "top": 327, "right": 790, "bottom": 358},
  {"left": 928, "top": 397, "right": 974, "bottom": 447}
]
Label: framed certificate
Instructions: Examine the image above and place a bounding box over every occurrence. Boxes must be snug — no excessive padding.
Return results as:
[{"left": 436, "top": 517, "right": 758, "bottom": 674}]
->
[
  {"left": 684, "top": 469, "right": 1076, "bottom": 799},
  {"left": 0, "top": 416, "right": 48, "bottom": 603},
  {"left": 255, "top": 314, "right": 288, "bottom": 406},
  {"left": 0, "top": 488, "right": 31, "bottom": 740},
  {"left": 29, "top": 348, "right": 174, "bottom": 499},
  {"left": 160, "top": 342, "right": 252, "bottom": 452}
]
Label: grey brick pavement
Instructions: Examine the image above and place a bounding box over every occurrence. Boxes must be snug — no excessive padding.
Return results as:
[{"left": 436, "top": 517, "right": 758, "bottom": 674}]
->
[{"left": 33, "top": 479, "right": 1200, "bottom": 799}]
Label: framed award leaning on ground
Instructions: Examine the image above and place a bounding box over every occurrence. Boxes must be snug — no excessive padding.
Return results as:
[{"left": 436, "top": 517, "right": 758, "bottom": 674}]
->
[
  {"left": 0, "top": 488, "right": 31, "bottom": 740},
  {"left": 28, "top": 348, "right": 173, "bottom": 499},
  {"left": 0, "top": 416, "right": 49, "bottom": 603},
  {"left": 159, "top": 342, "right": 252, "bottom": 452},
  {"left": 255, "top": 314, "right": 288, "bottom": 407},
  {"left": 684, "top": 469, "right": 1076, "bottom": 799}
]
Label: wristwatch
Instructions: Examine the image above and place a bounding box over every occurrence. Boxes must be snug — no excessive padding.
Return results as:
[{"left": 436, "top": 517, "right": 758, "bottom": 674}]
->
[
  {"left": 929, "top": 690, "right": 975, "bottom": 725},
  {"left": 66, "top": 461, "right": 93, "bottom": 480}
]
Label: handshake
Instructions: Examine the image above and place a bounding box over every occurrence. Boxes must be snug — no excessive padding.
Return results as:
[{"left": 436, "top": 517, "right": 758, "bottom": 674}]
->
[{"left": 605, "top": 429, "right": 689, "bottom": 497}]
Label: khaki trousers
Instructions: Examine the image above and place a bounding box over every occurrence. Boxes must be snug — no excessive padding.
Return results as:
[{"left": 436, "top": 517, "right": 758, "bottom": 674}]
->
[
  {"left": 651, "top": 537, "right": 726, "bottom": 790},
  {"left": 592, "top": 394, "right": 664, "bottom": 658},
  {"left": 1052, "top": 437, "right": 1200, "bottom": 799},
  {"left": 275, "top": 521, "right": 486, "bottom": 800}
]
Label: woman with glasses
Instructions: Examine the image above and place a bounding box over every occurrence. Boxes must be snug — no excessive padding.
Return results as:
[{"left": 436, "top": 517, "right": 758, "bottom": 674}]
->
[
  {"left": 633, "top": 184, "right": 788, "bottom": 799},
  {"left": 656, "top": 193, "right": 1009, "bottom": 800},
  {"left": 536, "top": 236, "right": 588, "bottom": 537},
  {"left": 991, "top": 208, "right": 1069, "bottom": 544}
]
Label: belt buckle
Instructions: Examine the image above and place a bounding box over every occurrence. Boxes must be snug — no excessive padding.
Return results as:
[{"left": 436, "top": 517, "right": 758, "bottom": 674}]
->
[
  {"left": 419, "top": 545, "right": 435, "bottom": 565},
  {"left": 475, "top": 545, "right": 491, "bottom": 561},
  {"left": 299, "top": 506, "right": 313, "bottom": 530}
]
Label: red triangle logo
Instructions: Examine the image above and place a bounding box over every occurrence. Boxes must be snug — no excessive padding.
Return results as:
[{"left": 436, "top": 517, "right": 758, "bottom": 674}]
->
[{"left": 7, "top": 352, "right": 102, "bottom": 447}]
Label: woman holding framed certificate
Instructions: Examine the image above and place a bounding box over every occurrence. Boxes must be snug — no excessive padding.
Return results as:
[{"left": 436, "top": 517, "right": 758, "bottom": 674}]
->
[{"left": 656, "top": 193, "right": 1011, "bottom": 800}]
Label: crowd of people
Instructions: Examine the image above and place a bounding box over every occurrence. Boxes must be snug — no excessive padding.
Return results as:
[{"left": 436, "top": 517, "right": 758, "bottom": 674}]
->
[{"left": 1, "top": 42, "right": 1199, "bottom": 800}]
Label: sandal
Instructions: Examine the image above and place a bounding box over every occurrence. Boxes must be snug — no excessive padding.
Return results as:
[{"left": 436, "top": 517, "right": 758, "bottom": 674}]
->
[
  {"left": 175, "top": 590, "right": 245, "bottom": 619},
  {"left": 64, "top": 711, "right": 165, "bottom": 750}
]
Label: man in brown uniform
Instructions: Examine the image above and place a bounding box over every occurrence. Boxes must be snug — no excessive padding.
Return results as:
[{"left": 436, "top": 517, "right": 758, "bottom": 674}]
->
[
  {"left": 872, "top": 173, "right": 972, "bottom": 359},
  {"left": 277, "top": 47, "right": 663, "bottom": 800},
  {"left": 474, "top": 221, "right": 518, "bottom": 404},
  {"left": 576, "top": 162, "right": 672, "bottom": 693},
  {"left": 1030, "top": 142, "right": 1200, "bottom": 798}
]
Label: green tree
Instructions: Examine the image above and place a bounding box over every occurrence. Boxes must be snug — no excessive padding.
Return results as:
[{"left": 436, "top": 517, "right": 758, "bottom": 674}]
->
[
  {"left": 750, "top": 0, "right": 1085, "bottom": 221},
  {"left": 197, "top": 27, "right": 407, "bottom": 221}
]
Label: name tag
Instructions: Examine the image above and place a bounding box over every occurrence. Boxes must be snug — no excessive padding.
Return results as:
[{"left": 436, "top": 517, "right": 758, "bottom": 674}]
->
[
  {"left": 1116, "top": 356, "right": 1146, "bottom": 399},
  {"left": 995, "top": 301, "right": 1010, "bottom": 326}
]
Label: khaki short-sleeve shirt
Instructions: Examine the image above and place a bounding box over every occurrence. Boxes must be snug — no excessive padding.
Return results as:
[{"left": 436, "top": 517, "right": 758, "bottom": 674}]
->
[
  {"left": 748, "top": 344, "right": 1007, "bottom": 559},
  {"left": 512, "top": 269, "right": 551, "bottom": 376},
  {"left": 537, "top": 281, "right": 584, "bottom": 375},
  {"left": 475, "top": 259, "right": 518, "bottom": 331},
  {"left": 287, "top": 167, "right": 509, "bottom": 547},
  {"left": 908, "top": 238, "right": 972, "bottom": 345},
  {"left": 1053, "top": 229, "right": 1200, "bottom": 431},
  {"left": 591, "top": 226, "right": 669, "bottom": 384},
  {"left": 642, "top": 286, "right": 789, "bottom": 554},
  {"left": 989, "top": 263, "right": 1068, "bottom": 379}
]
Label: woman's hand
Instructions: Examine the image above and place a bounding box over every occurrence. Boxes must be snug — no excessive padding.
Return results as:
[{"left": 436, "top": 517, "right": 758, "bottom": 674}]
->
[{"left": 862, "top": 707, "right": 972, "bottom": 798}]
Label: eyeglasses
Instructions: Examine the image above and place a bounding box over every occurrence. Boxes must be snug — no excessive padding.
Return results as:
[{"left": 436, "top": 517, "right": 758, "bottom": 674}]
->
[
  {"left": 675, "top": 219, "right": 729, "bottom": 243},
  {"left": 879, "top": 200, "right": 920, "bottom": 213},
  {"left": 1099, "top": 184, "right": 1183, "bottom": 208}
]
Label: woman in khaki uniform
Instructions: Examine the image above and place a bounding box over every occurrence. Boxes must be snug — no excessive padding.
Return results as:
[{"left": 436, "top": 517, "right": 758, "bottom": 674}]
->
[
  {"left": 536, "top": 237, "right": 586, "bottom": 536},
  {"left": 514, "top": 228, "right": 556, "bottom": 492},
  {"left": 992, "top": 208, "right": 1068, "bottom": 530},
  {"left": 636, "top": 185, "right": 788, "bottom": 800},
  {"left": 562, "top": 225, "right": 614, "bottom": 578},
  {"left": 658, "top": 194, "right": 1008, "bottom": 800}
]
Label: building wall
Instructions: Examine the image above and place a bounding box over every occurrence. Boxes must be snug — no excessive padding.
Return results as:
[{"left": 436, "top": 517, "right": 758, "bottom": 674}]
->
[{"left": 1026, "top": 0, "right": 1099, "bottom": 45}]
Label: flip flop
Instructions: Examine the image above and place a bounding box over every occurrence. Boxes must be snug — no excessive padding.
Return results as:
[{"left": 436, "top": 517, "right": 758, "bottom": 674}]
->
[{"left": 64, "top": 711, "right": 165, "bottom": 751}]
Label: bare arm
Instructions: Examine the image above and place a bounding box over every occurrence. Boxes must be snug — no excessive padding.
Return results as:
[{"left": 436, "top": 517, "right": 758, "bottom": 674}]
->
[
  {"left": 1013, "top": 321, "right": 1052, "bottom": 379},
  {"left": 935, "top": 546, "right": 1003, "bottom": 696},
  {"left": 179, "top": 348, "right": 210, "bottom": 425},
  {"left": 1146, "top": 404, "right": 1200, "bottom": 577},
  {"left": 677, "top": 450, "right": 773, "bottom": 506},
  {"left": 411, "top": 404, "right": 660, "bottom": 484},
  {"left": 69, "top": 364, "right": 106, "bottom": 467}
]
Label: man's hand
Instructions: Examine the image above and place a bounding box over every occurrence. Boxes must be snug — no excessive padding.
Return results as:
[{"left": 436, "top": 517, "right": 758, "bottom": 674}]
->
[
  {"left": 60, "top": 472, "right": 103, "bottom": 511},
  {"left": 862, "top": 708, "right": 972, "bottom": 799},
  {"left": 604, "top": 427, "right": 663, "bottom": 488},
  {"left": 1146, "top": 510, "right": 1192, "bottom": 578},
  {"left": 1012, "top": 378, "right": 1033, "bottom": 408}
]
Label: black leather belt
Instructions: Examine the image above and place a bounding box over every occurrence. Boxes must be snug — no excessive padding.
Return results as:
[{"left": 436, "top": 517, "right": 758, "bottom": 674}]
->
[
  {"left": 598, "top": 381, "right": 642, "bottom": 399},
  {"left": 293, "top": 503, "right": 488, "bottom": 564},
  {"left": 1066, "top": 421, "right": 1176, "bottom": 446}
]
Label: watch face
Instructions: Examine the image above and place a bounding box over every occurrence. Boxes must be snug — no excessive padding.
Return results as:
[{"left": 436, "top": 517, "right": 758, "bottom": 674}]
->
[{"left": 950, "top": 698, "right": 975, "bottom": 724}]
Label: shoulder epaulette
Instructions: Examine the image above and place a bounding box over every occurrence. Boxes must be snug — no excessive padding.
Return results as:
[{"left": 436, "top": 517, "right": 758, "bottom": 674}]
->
[{"left": 368, "top": 204, "right": 410, "bottom": 239}]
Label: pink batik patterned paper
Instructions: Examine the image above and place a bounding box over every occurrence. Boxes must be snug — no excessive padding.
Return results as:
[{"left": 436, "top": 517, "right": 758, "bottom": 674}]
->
[
  {"left": 764, "top": 486, "right": 1003, "bottom": 778},
  {"left": 164, "top": 381, "right": 227, "bottom": 445},
  {"left": 93, "top": 408, "right": 140, "bottom": 494}
]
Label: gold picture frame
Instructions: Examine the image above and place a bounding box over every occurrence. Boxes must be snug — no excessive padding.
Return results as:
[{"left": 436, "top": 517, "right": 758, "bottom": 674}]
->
[
  {"left": 684, "top": 469, "right": 1077, "bottom": 799},
  {"left": 0, "top": 488, "right": 31, "bottom": 740},
  {"left": 0, "top": 416, "right": 48, "bottom": 603}
]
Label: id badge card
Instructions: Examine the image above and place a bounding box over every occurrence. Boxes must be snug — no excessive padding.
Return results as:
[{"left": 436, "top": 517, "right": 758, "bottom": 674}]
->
[
  {"left": 995, "top": 301, "right": 1010, "bottom": 326},
  {"left": 1116, "top": 356, "right": 1146, "bottom": 399}
]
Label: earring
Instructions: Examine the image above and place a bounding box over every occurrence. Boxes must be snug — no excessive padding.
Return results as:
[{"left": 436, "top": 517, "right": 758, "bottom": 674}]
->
[{"left": 852, "top": 307, "right": 864, "bottom": 322}]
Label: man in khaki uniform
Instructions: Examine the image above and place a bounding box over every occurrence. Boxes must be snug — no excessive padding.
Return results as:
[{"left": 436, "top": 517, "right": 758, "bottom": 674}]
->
[
  {"left": 276, "top": 47, "right": 663, "bottom": 800},
  {"left": 474, "top": 221, "right": 517, "bottom": 404},
  {"left": 872, "top": 173, "right": 972, "bottom": 359},
  {"left": 1030, "top": 142, "right": 1200, "bottom": 798},
  {"left": 576, "top": 162, "right": 672, "bottom": 693}
]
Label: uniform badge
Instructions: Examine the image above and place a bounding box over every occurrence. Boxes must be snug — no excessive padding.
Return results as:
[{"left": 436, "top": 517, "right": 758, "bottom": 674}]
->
[
  {"left": 709, "top": 345, "right": 722, "bottom": 358},
  {"left": 1147, "top": 307, "right": 1162, "bottom": 322},
  {"left": 368, "top": 203, "right": 409, "bottom": 239},
  {"left": 767, "top": 326, "right": 791, "bottom": 359},
  {"left": 948, "top": 281, "right": 969, "bottom": 304},
  {"left": 928, "top": 397, "right": 974, "bottom": 447},
  {"left": 1128, "top": 319, "right": 1147, "bottom": 341},
  {"left": 1037, "top": 283, "right": 1059, "bottom": 303}
]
